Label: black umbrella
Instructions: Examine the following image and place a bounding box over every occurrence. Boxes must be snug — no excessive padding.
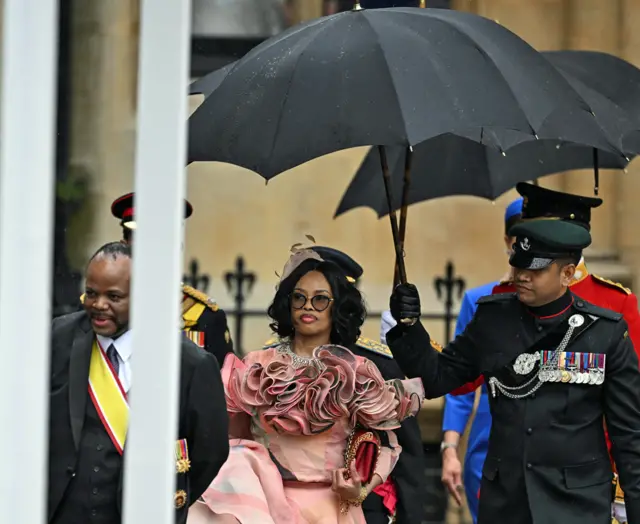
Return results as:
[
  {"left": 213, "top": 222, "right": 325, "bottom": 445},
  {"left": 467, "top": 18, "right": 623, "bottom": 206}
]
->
[
  {"left": 335, "top": 50, "right": 639, "bottom": 220},
  {"left": 188, "top": 8, "right": 623, "bottom": 282},
  {"left": 188, "top": 8, "right": 620, "bottom": 177},
  {"left": 544, "top": 50, "right": 640, "bottom": 155},
  {"left": 334, "top": 137, "right": 633, "bottom": 219}
]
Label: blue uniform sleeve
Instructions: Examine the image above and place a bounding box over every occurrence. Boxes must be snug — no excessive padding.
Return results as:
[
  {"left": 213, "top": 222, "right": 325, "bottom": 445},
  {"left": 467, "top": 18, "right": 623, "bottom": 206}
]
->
[
  {"left": 454, "top": 290, "right": 476, "bottom": 339},
  {"left": 442, "top": 291, "right": 477, "bottom": 434}
]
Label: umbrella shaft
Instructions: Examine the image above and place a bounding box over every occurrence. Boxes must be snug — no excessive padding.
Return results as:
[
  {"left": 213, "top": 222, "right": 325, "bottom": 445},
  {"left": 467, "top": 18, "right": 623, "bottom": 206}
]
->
[{"left": 378, "top": 145, "right": 407, "bottom": 284}]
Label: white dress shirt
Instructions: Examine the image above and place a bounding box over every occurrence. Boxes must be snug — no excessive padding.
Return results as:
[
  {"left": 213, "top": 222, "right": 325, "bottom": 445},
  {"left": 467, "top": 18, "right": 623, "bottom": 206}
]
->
[{"left": 96, "top": 330, "right": 133, "bottom": 393}]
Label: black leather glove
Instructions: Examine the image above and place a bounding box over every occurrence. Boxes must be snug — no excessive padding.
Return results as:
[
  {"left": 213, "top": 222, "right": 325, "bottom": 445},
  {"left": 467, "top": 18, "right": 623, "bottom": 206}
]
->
[{"left": 390, "top": 283, "right": 421, "bottom": 324}]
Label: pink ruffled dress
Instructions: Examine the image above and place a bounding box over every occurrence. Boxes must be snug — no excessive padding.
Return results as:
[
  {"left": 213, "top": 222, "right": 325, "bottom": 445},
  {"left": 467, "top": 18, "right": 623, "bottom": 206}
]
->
[{"left": 187, "top": 344, "right": 424, "bottom": 524}]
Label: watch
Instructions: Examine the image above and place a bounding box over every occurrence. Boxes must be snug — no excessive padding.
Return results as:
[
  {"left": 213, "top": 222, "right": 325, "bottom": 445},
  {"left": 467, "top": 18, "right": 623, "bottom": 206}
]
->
[{"left": 440, "top": 442, "right": 458, "bottom": 454}]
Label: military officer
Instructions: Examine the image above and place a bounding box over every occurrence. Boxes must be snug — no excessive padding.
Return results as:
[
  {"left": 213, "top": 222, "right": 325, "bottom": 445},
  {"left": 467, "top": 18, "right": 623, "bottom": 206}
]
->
[
  {"left": 487, "top": 183, "right": 639, "bottom": 523},
  {"left": 449, "top": 184, "right": 640, "bottom": 395},
  {"left": 110, "top": 192, "right": 234, "bottom": 366},
  {"left": 385, "top": 219, "right": 640, "bottom": 524},
  {"left": 263, "top": 245, "right": 426, "bottom": 524},
  {"left": 494, "top": 182, "right": 640, "bottom": 351}
]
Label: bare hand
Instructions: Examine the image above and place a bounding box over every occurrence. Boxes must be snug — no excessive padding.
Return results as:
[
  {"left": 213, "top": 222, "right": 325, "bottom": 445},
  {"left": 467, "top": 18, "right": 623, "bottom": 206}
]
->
[
  {"left": 332, "top": 461, "right": 363, "bottom": 501},
  {"left": 441, "top": 450, "right": 464, "bottom": 506}
]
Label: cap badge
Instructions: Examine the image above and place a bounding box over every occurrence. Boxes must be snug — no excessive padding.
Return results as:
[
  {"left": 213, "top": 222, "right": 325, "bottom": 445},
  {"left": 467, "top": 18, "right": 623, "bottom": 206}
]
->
[{"left": 520, "top": 237, "right": 531, "bottom": 251}]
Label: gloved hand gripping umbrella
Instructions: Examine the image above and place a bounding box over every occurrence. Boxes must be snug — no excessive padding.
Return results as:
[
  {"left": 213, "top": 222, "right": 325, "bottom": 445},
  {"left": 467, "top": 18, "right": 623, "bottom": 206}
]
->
[{"left": 188, "top": 4, "right": 623, "bottom": 285}]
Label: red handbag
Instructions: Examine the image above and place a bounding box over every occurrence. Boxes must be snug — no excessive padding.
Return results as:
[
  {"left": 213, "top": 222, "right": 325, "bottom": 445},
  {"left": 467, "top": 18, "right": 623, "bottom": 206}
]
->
[{"left": 344, "top": 428, "right": 381, "bottom": 484}]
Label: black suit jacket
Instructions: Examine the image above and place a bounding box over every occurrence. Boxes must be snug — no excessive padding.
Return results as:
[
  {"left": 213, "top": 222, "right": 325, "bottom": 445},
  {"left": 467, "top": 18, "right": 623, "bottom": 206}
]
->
[
  {"left": 48, "top": 311, "right": 229, "bottom": 524},
  {"left": 387, "top": 293, "right": 640, "bottom": 524}
]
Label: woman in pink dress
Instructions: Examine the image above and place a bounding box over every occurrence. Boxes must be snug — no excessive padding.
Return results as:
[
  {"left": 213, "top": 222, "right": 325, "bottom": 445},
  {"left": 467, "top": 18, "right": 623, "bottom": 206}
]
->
[{"left": 188, "top": 248, "right": 424, "bottom": 524}]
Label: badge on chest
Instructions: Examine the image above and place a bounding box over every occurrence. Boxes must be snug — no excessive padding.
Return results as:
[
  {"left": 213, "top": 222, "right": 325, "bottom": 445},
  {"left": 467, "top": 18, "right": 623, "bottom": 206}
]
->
[
  {"left": 489, "top": 313, "right": 604, "bottom": 399},
  {"left": 184, "top": 330, "right": 205, "bottom": 348},
  {"left": 174, "top": 439, "right": 190, "bottom": 509},
  {"left": 538, "top": 350, "right": 606, "bottom": 385}
]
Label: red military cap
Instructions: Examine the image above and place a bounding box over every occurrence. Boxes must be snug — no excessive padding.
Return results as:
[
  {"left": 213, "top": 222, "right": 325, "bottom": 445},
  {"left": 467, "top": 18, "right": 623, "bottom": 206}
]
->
[{"left": 111, "top": 192, "right": 194, "bottom": 230}]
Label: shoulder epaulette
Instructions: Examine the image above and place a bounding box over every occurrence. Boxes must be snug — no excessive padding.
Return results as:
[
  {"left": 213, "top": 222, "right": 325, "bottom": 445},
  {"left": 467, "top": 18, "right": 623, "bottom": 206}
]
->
[
  {"left": 182, "top": 284, "right": 219, "bottom": 312},
  {"left": 591, "top": 275, "right": 632, "bottom": 295},
  {"left": 262, "top": 338, "right": 280, "bottom": 349},
  {"left": 430, "top": 338, "right": 444, "bottom": 353},
  {"left": 574, "top": 299, "right": 623, "bottom": 321},
  {"left": 355, "top": 337, "right": 393, "bottom": 359},
  {"left": 476, "top": 292, "right": 516, "bottom": 305}
]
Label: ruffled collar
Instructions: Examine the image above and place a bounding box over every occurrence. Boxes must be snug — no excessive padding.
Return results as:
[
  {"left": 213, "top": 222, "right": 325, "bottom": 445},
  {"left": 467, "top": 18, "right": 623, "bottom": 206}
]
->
[{"left": 223, "top": 344, "right": 420, "bottom": 436}]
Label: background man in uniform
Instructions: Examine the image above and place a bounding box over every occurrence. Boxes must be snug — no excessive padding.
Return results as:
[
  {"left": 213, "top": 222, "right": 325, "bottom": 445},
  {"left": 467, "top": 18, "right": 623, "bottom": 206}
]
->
[
  {"left": 48, "top": 241, "right": 229, "bottom": 524},
  {"left": 263, "top": 245, "right": 426, "bottom": 523},
  {"left": 385, "top": 219, "right": 640, "bottom": 524},
  {"left": 110, "top": 192, "right": 234, "bottom": 367},
  {"left": 439, "top": 197, "right": 523, "bottom": 523}
]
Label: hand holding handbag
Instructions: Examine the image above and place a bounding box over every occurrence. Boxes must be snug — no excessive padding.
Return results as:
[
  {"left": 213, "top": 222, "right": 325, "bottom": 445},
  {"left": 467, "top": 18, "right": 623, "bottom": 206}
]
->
[{"left": 343, "top": 428, "right": 381, "bottom": 484}]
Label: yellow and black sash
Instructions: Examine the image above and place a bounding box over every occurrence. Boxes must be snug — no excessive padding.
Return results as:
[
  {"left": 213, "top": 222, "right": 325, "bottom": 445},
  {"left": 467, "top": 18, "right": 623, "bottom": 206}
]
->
[
  {"left": 87, "top": 340, "right": 129, "bottom": 455},
  {"left": 87, "top": 339, "right": 191, "bottom": 510}
]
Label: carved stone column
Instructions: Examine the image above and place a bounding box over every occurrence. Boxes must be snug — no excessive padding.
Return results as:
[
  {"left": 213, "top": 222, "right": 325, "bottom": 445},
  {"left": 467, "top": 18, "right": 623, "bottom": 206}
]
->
[{"left": 67, "top": 0, "right": 139, "bottom": 262}]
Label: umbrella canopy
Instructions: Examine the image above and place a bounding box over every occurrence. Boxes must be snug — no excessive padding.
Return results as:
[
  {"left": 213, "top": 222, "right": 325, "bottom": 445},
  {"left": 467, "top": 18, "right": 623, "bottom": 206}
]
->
[
  {"left": 187, "top": 8, "right": 621, "bottom": 180},
  {"left": 545, "top": 50, "right": 640, "bottom": 155},
  {"left": 334, "top": 50, "right": 640, "bottom": 218},
  {"left": 334, "top": 137, "right": 633, "bottom": 218}
]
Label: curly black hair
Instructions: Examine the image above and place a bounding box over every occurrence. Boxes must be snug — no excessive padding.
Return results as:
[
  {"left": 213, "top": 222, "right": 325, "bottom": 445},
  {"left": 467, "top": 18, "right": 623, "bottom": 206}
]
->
[{"left": 267, "top": 258, "right": 366, "bottom": 346}]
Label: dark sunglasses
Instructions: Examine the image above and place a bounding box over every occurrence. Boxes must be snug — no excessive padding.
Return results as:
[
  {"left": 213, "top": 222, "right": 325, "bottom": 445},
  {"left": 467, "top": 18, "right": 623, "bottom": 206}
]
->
[{"left": 291, "top": 291, "right": 334, "bottom": 312}]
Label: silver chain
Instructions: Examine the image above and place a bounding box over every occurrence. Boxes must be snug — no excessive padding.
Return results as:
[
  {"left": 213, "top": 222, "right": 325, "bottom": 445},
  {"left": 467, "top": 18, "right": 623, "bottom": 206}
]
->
[{"left": 489, "top": 323, "right": 577, "bottom": 399}]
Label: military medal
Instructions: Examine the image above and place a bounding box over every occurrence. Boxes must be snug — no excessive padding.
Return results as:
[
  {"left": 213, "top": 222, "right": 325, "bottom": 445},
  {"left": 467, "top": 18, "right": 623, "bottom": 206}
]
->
[
  {"left": 588, "top": 353, "right": 599, "bottom": 385},
  {"left": 575, "top": 353, "right": 584, "bottom": 384},
  {"left": 580, "top": 353, "right": 590, "bottom": 384},
  {"left": 537, "top": 351, "right": 546, "bottom": 381},
  {"left": 174, "top": 489, "right": 187, "bottom": 509},
  {"left": 538, "top": 351, "right": 556, "bottom": 383},
  {"left": 514, "top": 353, "right": 540, "bottom": 375},
  {"left": 574, "top": 353, "right": 583, "bottom": 384},
  {"left": 175, "top": 439, "right": 191, "bottom": 474},
  {"left": 567, "top": 353, "right": 577, "bottom": 383},
  {"left": 595, "top": 354, "right": 606, "bottom": 385}
]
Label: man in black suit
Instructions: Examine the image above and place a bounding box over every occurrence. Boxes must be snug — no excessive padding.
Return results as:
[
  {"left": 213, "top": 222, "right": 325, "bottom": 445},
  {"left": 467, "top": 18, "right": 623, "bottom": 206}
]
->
[
  {"left": 48, "top": 241, "right": 229, "bottom": 524},
  {"left": 386, "top": 220, "right": 640, "bottom": 524}
]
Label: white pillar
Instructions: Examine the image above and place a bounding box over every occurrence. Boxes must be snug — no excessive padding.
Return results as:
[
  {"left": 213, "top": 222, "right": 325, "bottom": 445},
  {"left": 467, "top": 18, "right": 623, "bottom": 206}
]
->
[
  {"left": 122, "top": 0, "right": 191, "bottom": 522},
  {"left": 0, "top": 0, "right": 59, "bottom": 520}
]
